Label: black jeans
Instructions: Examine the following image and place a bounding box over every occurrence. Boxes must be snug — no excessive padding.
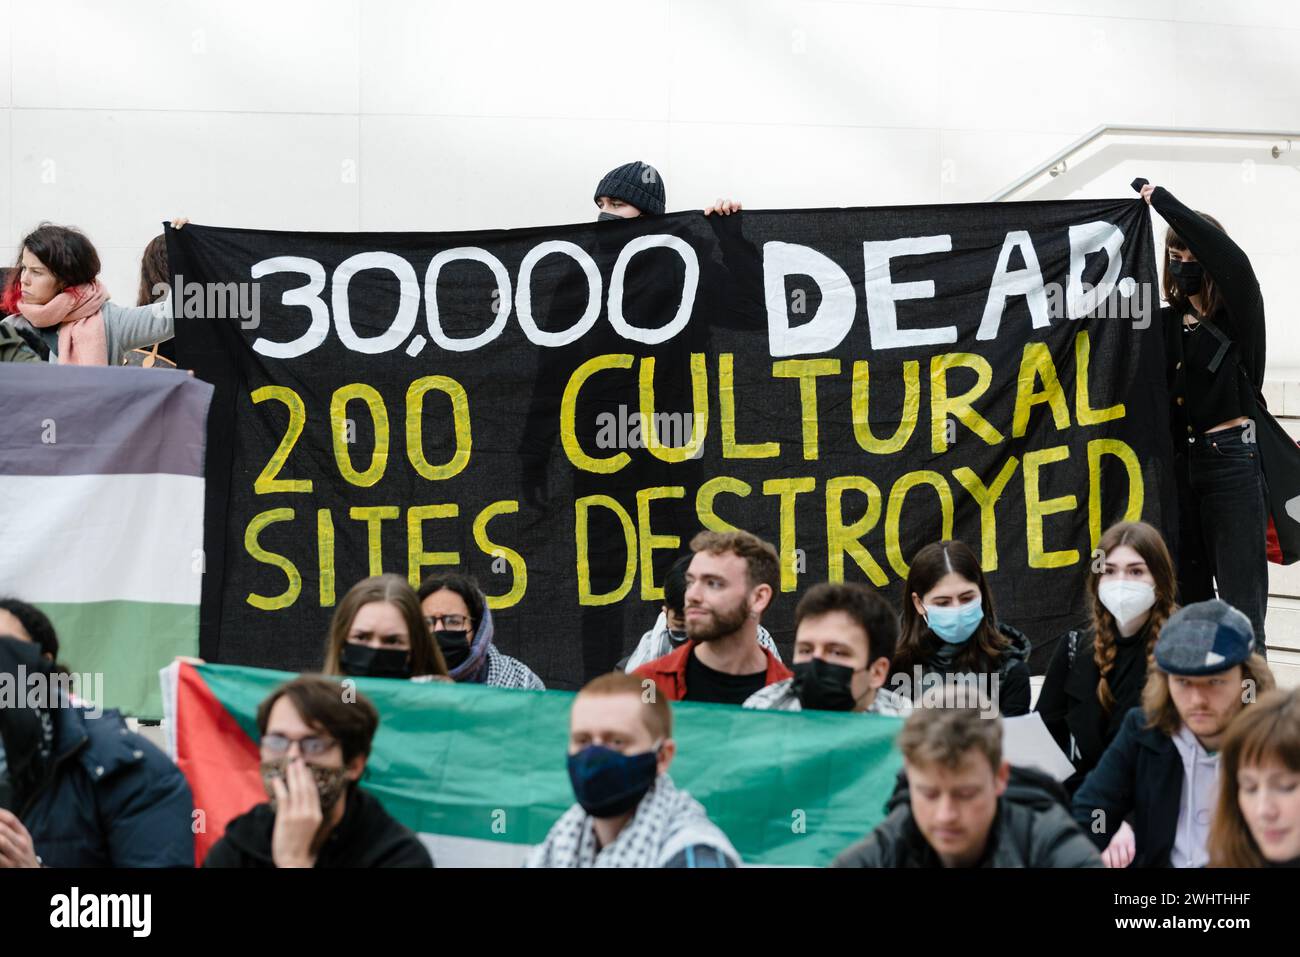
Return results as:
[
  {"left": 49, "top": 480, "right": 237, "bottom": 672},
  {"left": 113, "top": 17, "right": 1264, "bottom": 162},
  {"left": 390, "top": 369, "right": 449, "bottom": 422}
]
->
[{"left": 1174, "top": 422, "right": 1269, "bottom": 654}]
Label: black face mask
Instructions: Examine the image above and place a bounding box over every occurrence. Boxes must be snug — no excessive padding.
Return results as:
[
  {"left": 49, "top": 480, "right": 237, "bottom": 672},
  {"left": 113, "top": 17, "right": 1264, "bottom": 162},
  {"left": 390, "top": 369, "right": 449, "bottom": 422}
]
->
[
  {"left": 791, "top": 658, "right": 868, "bottom": 712},
  {"left": 340, "top": 642, "right": 412, "bottom": 679},
  {"left": 434, "top": 629, "right": 472, "bottom": 670},
  {"left": 0, "top": 636, "right": 57, "bottom": 812},
  {"left": 597, "top": 211, "right": 624, "bottom": 222},
  {"left": 1169, "top": 259, "right": 1204, "bottom": 297}
]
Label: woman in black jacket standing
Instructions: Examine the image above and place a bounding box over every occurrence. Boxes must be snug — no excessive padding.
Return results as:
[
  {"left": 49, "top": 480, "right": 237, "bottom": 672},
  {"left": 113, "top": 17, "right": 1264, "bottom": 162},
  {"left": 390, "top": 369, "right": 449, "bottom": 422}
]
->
[
  {"left": 1142, "top": 182, "right": 1268, "bottom": 653},
  {"left": 1036, "top": 520, "right": 1178, "bottom": 797}
]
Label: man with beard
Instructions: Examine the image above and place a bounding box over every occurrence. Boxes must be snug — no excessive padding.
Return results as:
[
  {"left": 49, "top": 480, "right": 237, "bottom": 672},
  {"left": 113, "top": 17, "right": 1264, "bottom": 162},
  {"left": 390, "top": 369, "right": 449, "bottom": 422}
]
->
[
  {"left": 635, "top": 530, "right": 790, "bottom": 704},
  {"left": 1071, "top": 600, "right": 1275, "bottom": 868}
]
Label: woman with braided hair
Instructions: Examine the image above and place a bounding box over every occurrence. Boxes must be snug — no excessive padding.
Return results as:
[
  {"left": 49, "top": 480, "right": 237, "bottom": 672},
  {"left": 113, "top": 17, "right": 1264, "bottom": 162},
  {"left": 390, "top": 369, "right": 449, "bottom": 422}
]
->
[{"left": 1036, "top": 521, "right": 1178, "bottom": 802}]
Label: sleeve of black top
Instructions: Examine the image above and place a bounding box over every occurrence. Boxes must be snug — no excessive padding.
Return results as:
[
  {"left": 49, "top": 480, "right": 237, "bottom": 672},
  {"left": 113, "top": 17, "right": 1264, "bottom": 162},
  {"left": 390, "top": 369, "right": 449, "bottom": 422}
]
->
[
  {"left": 999, "top": 661, "right": 1031, "bottom": 717},
  {"left": 200, "top": 836, "right": 243, "bottom": 868},
  {"left": 1034, "top": 633, "right": 1072, "bottom": 754},
  {"left": 373, "top": 835, "right": 435, "bottom": 868},
  {"left": 1150, "top": 186, "right": 1266, "bottom": 387}
]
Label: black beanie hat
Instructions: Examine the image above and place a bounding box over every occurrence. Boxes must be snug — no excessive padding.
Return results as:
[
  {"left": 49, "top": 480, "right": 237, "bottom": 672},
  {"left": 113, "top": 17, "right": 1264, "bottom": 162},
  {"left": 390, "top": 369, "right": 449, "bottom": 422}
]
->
[{"left": 594, "top": 161, "right": 666, "bottom": 216}]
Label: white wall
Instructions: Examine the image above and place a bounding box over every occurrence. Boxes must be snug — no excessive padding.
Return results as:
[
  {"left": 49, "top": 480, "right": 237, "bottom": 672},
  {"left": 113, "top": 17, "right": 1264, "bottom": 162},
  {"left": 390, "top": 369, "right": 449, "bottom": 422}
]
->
[
  {"left": 2, "top": 0, "right": 1298, "bottom": 313},
  {"left": 6, "top": 0, "right": 1298, "bottom": 680}
]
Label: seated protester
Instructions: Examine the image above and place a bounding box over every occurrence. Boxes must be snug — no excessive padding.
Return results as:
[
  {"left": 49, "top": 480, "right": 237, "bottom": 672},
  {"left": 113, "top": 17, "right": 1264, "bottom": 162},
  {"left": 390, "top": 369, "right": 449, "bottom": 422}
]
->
[
  {"left": 322, "top": 574, "right": 449, "bottom": 681},
  {"left": 0, "top": 222, "right": 182, "bottom": 365},
  {"left": 1208, "top": 688, "right": 1300, "bottom": 867},
  {"left": 1071, "top": 600, "right": 1275, "bottom": 868},
  {"left": 623, "top": 553, "right": 781, "bottom": 673},
  {"left": 1036, "top": 521, "right": 1177, "bottom": 795},
  {"left": 833, "top": 705, "right": 1101, "bottom": 868},
  {"left": 0, "top": 636, "right": 194, "bottom": 867},
  {"left": 526, "top": 673, "right": 740, "bottom": 868},
  {"left": 418, "top": 572, "right": 544, "bottom": 689},
  {"left": 891, "top": 540, "right": 1032, "bottom": 716},
  {"left": 204, "top": 676, "right": 431, "bottom": 868},
  {"left": 744, "top": 581, "right": 910, "bottom": 715},
  {"left": 636, "top": 530, "right": 791, "bottom": 705}
]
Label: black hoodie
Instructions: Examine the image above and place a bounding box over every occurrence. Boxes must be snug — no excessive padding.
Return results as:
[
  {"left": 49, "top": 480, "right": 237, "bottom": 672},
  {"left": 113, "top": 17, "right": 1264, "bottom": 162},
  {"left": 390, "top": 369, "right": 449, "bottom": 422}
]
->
[{"left": 203, "top": 785, "right": 433, "bottom": 868}]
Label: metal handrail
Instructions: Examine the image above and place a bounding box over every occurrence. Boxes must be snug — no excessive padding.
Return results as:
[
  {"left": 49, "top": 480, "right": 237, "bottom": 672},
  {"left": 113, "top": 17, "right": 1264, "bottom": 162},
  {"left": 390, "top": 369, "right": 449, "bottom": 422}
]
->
[{"left": 988, "top": 124, "right": 1299, "bottom": 201}]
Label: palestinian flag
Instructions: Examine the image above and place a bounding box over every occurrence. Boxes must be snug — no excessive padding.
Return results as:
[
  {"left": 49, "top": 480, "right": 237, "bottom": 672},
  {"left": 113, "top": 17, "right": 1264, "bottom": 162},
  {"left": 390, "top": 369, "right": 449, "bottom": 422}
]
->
[
  {"left": 0, "top": 364, "right": 210, "bottom": 718},
  {"left": 163, "top": 661, "right": 904, "bottom": 867}
]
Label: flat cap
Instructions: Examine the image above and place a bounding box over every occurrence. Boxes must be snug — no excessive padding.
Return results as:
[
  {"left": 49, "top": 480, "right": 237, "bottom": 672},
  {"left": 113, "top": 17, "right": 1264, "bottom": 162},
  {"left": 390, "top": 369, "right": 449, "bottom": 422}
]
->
[{"left": 1154, "top": 600, "right": 1255, "bottom": 676}]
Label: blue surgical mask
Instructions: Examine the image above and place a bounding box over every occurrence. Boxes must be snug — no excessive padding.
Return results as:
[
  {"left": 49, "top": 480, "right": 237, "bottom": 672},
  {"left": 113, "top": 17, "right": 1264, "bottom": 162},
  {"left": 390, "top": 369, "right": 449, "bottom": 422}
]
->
[
  {"left": 566, "top": 743, "right": 660, "bottom": 819},
  {"left": 924, "top": 597, "right": 984, "bottom": 645}
]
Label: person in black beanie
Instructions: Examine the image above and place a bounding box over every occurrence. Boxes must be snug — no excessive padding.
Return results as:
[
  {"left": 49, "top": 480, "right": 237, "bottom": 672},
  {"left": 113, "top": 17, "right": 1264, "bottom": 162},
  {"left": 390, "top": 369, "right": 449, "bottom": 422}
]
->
[{"left": 594, "top": 160, "right": 741, "bottom": 219}]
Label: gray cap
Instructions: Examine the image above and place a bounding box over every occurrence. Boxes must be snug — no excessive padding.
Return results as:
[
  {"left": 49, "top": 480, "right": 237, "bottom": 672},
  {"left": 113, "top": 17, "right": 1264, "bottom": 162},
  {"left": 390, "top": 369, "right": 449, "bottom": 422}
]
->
[{"left": 1153, "top": 600, "right": 1255, "bottom": 676}]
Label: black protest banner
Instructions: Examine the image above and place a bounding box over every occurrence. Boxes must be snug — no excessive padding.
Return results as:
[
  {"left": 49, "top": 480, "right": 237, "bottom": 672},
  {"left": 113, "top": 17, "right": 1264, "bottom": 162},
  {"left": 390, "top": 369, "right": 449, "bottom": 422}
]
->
[{"left": 172, "top": 199, "right": 1168, "bottom": 685}]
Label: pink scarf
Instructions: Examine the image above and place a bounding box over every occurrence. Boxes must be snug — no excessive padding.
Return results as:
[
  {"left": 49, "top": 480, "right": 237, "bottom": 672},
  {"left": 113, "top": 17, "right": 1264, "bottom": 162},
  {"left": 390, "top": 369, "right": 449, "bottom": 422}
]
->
[{"left": 17, "top": 281, "right": 110, "bottom": 365}]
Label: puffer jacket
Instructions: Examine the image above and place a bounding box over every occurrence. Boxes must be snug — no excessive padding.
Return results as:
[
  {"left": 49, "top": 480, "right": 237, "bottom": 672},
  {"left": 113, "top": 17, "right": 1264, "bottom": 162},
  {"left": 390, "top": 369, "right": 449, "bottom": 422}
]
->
[{"left": 21, "top": 706, "right": 196, "bottom": 867}]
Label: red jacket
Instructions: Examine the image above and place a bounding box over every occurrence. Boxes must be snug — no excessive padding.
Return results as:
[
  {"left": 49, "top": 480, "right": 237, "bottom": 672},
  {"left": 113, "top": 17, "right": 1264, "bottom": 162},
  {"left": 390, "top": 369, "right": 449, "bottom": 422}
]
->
[{"left": 635, "top": 638, "right": 791, "bottom": 703}]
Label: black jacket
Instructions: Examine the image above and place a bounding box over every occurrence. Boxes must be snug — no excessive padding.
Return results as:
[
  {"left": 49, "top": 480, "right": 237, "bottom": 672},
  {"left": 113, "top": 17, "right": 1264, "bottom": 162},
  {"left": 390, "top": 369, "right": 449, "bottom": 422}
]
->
[
  {"left": 897, "top": 623, "right": 1033, "bottom": 716},
  {"left": 1035, "top": 625, "right": 1152, "bottom": 794},
  {"left": 203, "top": 785, "right": 433, "bottom": 868},
  {"left": 834, "top": 765, "right": 1100, "bottom": 868},
  {"left": 21, "top": 706, "right": 195, "bottom": 867},
  {"left": 1070, "top": 707, "right": 1182, "bottom": 868}
]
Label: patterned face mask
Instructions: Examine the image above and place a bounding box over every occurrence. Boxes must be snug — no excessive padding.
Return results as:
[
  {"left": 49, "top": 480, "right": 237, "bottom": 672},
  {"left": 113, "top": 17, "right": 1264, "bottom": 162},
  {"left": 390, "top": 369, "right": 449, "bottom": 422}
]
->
[{"left": 260, "top": 759, "right": 350, "bottom": 815}]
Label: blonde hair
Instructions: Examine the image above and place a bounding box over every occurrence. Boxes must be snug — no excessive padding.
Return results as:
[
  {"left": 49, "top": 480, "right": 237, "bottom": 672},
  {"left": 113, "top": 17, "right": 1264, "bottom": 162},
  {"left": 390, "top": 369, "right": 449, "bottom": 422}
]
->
[{"left": 577, "top": 672, "right": 672, "bottom": 741}]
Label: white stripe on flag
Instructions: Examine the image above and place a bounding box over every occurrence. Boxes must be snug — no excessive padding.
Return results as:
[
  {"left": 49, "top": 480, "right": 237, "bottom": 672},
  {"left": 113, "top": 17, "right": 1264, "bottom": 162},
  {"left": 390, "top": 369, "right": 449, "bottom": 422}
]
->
[
  {"left": 418, "top": 833, "right": 533, "bottom": 868},
  {"left": 0, "top": 473, "right": 205, "bottom": 604}
]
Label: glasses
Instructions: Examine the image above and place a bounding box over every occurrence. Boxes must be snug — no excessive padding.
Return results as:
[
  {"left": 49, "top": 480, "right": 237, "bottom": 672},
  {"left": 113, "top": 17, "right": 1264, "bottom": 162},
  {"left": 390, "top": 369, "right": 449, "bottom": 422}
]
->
[
  {"left": 261, "top": 733, "right": 337, "bottom": 758},
  {"left": 425, "top": 614, "right": 471, "bottom": 630}
]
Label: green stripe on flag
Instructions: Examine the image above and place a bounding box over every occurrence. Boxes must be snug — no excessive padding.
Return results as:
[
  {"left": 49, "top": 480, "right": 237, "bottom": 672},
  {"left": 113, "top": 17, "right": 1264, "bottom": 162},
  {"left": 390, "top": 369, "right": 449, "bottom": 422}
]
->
[
  {"left": 196, "top": 664, "right": 904, "bottom": 866},
  {"left": 42, "top": 600, "right": 199, "bottom": 719}
]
